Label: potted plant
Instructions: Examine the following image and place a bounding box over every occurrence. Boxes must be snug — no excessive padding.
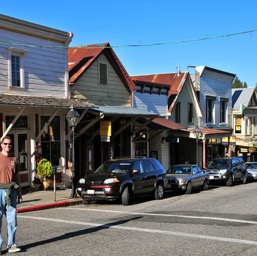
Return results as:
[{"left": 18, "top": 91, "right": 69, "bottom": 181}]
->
[
  {"left": 32, "top": 176, "right": 43, "bottom": 191},
  {"left": 36, "top": 158, "right": 53, "bottom": 190}
]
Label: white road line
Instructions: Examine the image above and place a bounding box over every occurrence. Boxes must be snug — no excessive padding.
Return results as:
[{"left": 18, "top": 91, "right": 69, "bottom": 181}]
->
[
  {"left": 18, "top": 215, "right": 257, "bottom": 246},
  {"left": 59, "top": 207, "right": 257, "bottom": 225}
]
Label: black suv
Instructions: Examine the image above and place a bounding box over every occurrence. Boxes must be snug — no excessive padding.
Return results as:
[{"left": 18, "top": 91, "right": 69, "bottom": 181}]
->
[
  {"left": 76, "top": 158, "right": 166, "bottom": 205},
  {"left": 207, "top": 157, "right": 247, "bottom": 186}
]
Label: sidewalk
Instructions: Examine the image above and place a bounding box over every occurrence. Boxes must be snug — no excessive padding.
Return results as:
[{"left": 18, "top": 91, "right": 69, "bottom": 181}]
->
[{"left": 17, "top": 187, "right": 83, "bottom": 213}]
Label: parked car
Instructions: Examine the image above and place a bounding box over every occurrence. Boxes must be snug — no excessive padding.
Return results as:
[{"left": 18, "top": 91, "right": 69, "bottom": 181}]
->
[
  {"left": 245, "top": 162, "right": 257, "bottom": 181},
  {"left": 76, "top": 158, "right": 166, "bottom": 205},
  {"left": 207, "top": 157, "right": 247, "bottom": 186},
  {"left": 165, "top": 164, "right": 209, "bottom": 194}
]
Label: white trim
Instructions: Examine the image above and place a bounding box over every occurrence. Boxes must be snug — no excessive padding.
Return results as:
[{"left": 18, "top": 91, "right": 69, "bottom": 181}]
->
[{"left": 7, "top": 47, "right": 26, "bottom": 88}]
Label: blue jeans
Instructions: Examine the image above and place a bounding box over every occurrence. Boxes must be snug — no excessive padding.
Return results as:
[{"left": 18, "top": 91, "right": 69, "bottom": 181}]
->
[{"left": 0, "top": 189, "right": 17, "bottom": 249}]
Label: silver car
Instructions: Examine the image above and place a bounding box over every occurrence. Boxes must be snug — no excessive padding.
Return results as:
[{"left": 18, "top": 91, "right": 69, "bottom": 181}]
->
[
  {"left": 245, "top": 162, "right": 257, "bottom": 181},
  {"left": 165, "top": 164, "right": 209, "bottom": 194}
]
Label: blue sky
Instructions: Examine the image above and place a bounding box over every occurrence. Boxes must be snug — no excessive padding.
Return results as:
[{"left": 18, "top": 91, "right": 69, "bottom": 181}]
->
[{"left": 2, "top": 0, "right": 257, "bottom": 87}]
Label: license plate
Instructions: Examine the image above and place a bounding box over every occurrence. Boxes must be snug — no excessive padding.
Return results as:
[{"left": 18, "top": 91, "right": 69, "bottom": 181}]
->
[{"left": 87, "top": 189, "right": 95, "bottom": 194}]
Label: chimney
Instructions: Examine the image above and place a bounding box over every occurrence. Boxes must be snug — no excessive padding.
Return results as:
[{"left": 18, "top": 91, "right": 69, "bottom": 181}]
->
[{"left": 176, "top": 66, "right": 181, "bottom": 76}]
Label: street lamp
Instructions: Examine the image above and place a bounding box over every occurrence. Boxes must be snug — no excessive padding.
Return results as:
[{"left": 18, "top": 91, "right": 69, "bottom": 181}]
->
[
  {"left": 193, "top": 125, "right": 202, "bottom": 165},
  {"left": 66, "top": 106, "right": 80, "bottom": 198}
]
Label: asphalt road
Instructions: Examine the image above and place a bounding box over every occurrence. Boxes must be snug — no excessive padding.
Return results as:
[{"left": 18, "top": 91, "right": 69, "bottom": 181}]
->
[{"left": 5, "top": 181, "right": 257, "bottom": 255}]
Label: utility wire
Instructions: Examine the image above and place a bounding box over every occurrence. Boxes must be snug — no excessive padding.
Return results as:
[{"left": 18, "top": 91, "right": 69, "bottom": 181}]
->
[{"left": 1, "top": 29, "right": 257, "bottom": 49}]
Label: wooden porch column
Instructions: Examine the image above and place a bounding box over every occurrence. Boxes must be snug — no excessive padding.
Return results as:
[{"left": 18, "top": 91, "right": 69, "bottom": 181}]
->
[
  {"left": 227, "top": 136, "right": 231, "bottom": 157},
  {"left": 202, "top": 139, "right": 206, "bottom": 169}
]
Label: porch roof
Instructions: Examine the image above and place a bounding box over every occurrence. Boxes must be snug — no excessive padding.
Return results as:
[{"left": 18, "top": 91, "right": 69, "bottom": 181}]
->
[
  {"left": 139, "top": 117, "right": 232, "bottom": 139},
  {"left": 90, "top": 106, "right": 159, "bottom": 117},
  {"left": 0, "top": 94, "right": 95, "bottom": 109}
]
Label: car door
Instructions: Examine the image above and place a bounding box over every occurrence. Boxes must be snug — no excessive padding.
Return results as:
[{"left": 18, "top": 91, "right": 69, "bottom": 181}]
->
[
  {"left": 140, "top": 159, "right": 157, "bottom": 194},
  {"left": 191, "top": 165, "right": 201, "bottom": 187},
  {"left": 131, "top": 160, "right": 147, "bottom": 195},
  {"left": 195, "top": 165, "right": 206, "bottom": 186},
  {"left": 232, "top": 158, "right": 241, "bottom": 180}
]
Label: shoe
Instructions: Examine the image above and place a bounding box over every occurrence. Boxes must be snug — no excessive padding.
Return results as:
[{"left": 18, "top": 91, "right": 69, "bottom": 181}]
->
[{"left": 8, "top": 244, "right": 21, "bottom": 253}]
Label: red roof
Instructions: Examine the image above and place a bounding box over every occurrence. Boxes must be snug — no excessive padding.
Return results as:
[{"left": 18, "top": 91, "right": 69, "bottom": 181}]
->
[
  {"left": 68, "top": 43, "right": 136, "bottom": 92},
  {"left": 131, "top": 72, "right": 188, "bottom": 96},
  {"left": 152, "top": 117, "right": 186, "bottom": 130}
]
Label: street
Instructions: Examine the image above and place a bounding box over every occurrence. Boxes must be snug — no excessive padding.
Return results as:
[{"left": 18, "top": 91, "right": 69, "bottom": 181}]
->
[{"left": 10, "top": 182, "right": 257, "bottom": 255}]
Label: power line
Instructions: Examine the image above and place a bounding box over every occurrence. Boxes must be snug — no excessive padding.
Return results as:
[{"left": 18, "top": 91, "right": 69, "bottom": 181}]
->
[{"left": 1, "top": 29, "right": 257, "bottom": 49}]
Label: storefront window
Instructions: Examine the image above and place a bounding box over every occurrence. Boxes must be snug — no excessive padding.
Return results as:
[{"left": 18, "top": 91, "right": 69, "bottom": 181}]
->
[
  {"left": 6, "top": 116, "right": 28, "bottom": 128},
  {"left": 40, "top": 116, "right": 60, "bottom": 165},
  {"left": 134, "top": 129, "right": 148, "bottom": 157}
]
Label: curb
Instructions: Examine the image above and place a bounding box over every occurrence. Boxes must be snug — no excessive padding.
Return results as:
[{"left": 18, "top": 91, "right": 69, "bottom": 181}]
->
[{"left": 17, "top": 199, "right": 83, "bottom": 213}]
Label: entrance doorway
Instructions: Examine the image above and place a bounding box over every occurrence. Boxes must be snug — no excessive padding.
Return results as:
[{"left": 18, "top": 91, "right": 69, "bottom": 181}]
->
[{"left": 8, "top": 132, "right": 29, "bottom": 187}]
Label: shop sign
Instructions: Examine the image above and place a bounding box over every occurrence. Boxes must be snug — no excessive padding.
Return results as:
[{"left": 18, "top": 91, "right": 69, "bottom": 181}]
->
[{"left": 249, "top": 147, "right": 256, "bottom": 153}]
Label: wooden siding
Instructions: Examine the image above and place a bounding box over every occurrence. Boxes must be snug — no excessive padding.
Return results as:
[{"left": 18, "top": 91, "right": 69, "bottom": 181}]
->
[
  {"left": 149, "top": 131, "right": 170, "bottom": 170},
  {"left": 199, "top": 76, "right": 232, "bottom": 127},
  {"left": 72, "top": 54, "right": 131, "bottom": 106},
  {"left": 170, "top": 81, "right": 198, "bottom": 127},
  {"left": 133, "top": 92, "right": 168, "bottom": 115},
  {"left": 0, "top": 28, "right": 67, "bottom": 98}
]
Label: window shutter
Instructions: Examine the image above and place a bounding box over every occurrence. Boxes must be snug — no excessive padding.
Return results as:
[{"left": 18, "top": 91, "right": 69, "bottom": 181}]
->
[{"left": 99, "top": 63, "right": 107, "bottom": 85}]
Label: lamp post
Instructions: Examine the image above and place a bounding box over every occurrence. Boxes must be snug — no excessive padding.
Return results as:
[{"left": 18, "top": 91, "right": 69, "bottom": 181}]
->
[
  {"left": 193, "top": 125, "right": 202, "bottom": 165},
  {"left": 66, "top": 106, "right": 80, "bottom": 198}
]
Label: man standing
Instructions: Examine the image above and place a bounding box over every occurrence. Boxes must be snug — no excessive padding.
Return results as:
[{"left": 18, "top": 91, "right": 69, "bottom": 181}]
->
[{"left": 0, "top": 136, "right": 22, "bottom": 253}]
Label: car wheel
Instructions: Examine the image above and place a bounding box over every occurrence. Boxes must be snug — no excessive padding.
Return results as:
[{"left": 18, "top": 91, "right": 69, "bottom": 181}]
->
[
  {"left": 83, "top": 199, "right": 91, "bottom": 205},
  {"left": 226, "top": 175, "right": 233, "bottom": 186},
  {"left": 241, "top": 173, "right": 247, "bottom": 184},
  {"left": 202, "top": 179, "right": 208, "bottom": 191},
  {"left": 185, "top": 182, "right": 192, "bottom": 194},
  {"left": 121, "top": 186, "right": 131, "bottom": 206},
  {"left": 154, "top": 183, "right": 164, "bottom": 200}
]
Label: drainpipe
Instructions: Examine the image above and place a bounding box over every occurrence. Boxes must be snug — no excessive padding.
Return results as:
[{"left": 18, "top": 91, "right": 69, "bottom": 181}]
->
[{"left": 64, "top": 32, "right": 73, "bottom": 99}]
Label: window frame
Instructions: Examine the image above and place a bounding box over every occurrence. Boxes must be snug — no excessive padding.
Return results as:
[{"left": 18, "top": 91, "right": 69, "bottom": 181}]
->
[
  {"left": 8, "top": 47, "right": 26, "bottom": 88},
  {"left": 205, "top": 96, "right": 216, "bottom": 124},
  {"left": 175, "top": 102, "right": 181, "bottom": 123},
  {"left": 220, "top": 98, "right": 228, "bottom": 124},
  {"left": 98, "top": 61, "right": 108, "bottom": 85},
  {"left": 188, "top": 103, "right": 193, "bottom": 123}
]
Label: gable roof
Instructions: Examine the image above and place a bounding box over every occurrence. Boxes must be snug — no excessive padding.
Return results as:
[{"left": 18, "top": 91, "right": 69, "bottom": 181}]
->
[
  {"left": 68, "top": 43, "right": 136, "bottom": 92},
  {"left": 232, "top": 88, "right": 255, "bottom": 110},
  {"left": 131, "top": 72, "right": 202, "bottom": 116},
  {"left": 131, "top": 72, "right": 186, "bottom": 97}
]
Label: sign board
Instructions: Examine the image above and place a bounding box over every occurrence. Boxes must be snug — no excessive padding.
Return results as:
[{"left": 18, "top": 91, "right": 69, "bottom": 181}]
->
[
  {"left": 101, "top": 136, "right": 110, "bottom": 142},
  {"left": 100, "top": 121, "right": 112, "bottom": 136}
]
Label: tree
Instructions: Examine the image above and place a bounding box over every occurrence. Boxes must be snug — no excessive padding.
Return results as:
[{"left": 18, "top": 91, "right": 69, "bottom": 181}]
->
[
  {"left": 232, "top": 76, "right": 248, "bottom": 88},
  {"left": 232, "top": 76, "right": 244, "bottom": 88}
]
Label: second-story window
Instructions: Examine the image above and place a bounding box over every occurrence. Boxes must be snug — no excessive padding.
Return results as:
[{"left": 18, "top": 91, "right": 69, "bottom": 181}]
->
[
  {"left": 99, "top": 62, "right": 108, "bottom": 85},
  {"left": 206, "top": 97, "right": 215, "bottom": 123},
  {"left": 188, "top": 103, "right": 193, "bottom": 123},
  {"left": 8, "top": 48, "right": 26, "bottom": 88},
  {"left": 220, "top": 98, "right": 228, "bottom": 123},
  {"left": 11, "top": 55, "right": 21, "bottom": 87},
  {"left": 175, "top": 102, "right": 180, "bottom": 123}
]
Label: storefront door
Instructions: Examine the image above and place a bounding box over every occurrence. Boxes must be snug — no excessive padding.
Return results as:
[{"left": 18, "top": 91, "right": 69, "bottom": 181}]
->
[{"left": 9, "top": 132, "right": 29, "bottom": 187}]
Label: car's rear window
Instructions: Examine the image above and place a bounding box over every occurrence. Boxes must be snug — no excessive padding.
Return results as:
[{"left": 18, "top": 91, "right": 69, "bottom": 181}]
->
[
  {"left": 95, "top": 162, "right": 132, "bottom": 174},
  {"left": 207, "top": 159, "right": 230, "bottom": 168},
  {"left": 167, "top": 165, "right": 191, "bottom": 174},
  {"left": 246, "top": 163, "right": 257, "bottom": 168}
]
